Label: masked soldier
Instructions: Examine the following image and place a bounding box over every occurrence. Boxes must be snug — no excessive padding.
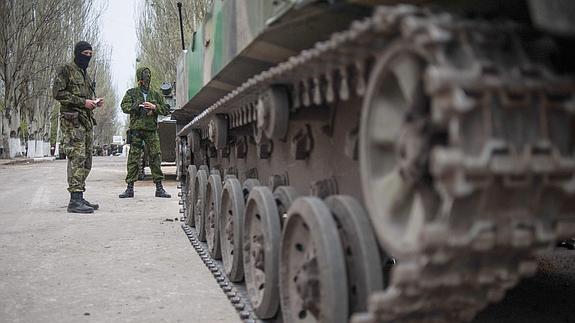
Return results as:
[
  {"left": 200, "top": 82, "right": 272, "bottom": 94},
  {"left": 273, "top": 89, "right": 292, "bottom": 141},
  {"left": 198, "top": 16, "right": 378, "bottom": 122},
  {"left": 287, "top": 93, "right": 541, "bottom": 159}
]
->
[
  {"left": 119, "top": 67, "right": 171, "bottom": 198},
  {"left": 52, "top": 41, "right": 104, "bottom": 214}
]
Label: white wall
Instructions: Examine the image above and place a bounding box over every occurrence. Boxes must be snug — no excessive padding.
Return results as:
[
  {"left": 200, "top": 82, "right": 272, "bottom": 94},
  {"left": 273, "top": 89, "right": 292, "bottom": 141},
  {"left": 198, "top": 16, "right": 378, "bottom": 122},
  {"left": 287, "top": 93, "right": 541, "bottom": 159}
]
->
[
  {"left": 27, "top": 140, "right": 50, "bottom": 158},
  {"left": 8, "top": 138, "right": 23, "bottom": 158},
  {"left": 27, "top": 140, "right": 35, "bottom": 158}
]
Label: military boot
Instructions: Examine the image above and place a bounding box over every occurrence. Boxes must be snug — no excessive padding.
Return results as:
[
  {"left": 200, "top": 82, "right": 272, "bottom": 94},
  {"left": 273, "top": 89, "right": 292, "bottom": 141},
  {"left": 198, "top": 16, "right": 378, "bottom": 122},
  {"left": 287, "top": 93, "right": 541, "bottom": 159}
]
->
[
  {"left": 155, "top": 182, "right": 171, "bottom": 198},
  {"left": 119, "top": 182, "right": 135, "bottom": 198},
  {"left": 80, "top": 192, "right": 99, "bottom": 210},
  {"left": 68, "top": 192, "right": 94, "bottom": 214}
]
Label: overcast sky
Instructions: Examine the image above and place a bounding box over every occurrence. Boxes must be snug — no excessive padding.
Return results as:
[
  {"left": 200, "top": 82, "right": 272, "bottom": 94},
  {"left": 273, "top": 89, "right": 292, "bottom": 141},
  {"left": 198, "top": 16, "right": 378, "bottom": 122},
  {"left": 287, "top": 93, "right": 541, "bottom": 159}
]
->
[{"left": 96, "top": 0, "right": 141, "bottom": 117}]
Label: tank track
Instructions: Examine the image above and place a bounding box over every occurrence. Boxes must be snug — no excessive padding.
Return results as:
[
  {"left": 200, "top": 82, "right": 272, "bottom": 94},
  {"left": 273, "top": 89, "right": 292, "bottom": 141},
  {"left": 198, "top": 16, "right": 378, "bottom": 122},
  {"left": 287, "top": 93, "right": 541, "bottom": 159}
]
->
[
  {"left": 180, "top": 5, "right": 575, "bottom": 323},
  {"left": 180, "top": 223, "right": 260, "bottom": 323}
]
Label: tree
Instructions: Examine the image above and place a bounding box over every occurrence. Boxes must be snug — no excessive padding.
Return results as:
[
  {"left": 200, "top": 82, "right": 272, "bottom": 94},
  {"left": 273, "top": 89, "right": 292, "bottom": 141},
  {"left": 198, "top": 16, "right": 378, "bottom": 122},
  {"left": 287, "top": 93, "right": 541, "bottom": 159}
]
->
[
  {"left": 135, "top": 0, "right": 206, "bottom": 88},
  {"left": 0, "top": 0, "right": 120, "bottom": 158},
  {"left": 91, "top": 45, "right": 120, "bottom": 147}
]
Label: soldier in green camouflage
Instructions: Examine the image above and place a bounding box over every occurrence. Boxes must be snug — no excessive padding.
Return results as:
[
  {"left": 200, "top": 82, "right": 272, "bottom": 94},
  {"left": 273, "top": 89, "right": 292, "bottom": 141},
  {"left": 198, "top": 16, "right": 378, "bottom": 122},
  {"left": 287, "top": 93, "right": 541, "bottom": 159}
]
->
[
  {"left": 119, "top": 67, "right": 171, "bottom": 198},
  {"left": 52, "top": 41, "right": 104, "bottom": 214}
]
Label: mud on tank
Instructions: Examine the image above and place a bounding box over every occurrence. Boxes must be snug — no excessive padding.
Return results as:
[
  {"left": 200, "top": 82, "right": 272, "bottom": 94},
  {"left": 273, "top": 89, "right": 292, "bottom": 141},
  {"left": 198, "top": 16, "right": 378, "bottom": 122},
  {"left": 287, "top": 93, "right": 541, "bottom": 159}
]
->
[{"left": 172, "top": 1, "right": 575, "bottom": 322}]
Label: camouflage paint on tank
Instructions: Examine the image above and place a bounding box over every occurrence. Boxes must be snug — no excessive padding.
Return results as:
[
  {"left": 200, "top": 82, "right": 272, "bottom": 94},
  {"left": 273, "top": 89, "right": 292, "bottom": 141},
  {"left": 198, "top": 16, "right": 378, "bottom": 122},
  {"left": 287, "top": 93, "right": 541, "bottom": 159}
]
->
[
  {"left": 186, "top": 25, "right": 204, "bottom": 101},
  {"left": 173, "top": 0, "right": 383, "bottom": 122},
  {"left": 183, "top": 1, "right": 277, "bottom": 102},
  {"left": 212, "top": 1, "right": 224, "bottom": 76}
]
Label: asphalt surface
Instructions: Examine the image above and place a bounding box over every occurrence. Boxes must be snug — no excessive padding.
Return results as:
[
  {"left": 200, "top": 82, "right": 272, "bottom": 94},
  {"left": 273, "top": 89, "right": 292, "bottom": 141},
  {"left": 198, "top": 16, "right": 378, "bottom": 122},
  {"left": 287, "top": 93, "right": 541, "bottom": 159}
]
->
[
  {"left": 473, "top": 248, "right": 575, "bottom": 323},
  {"left": 0, "top": 156, "right": 240, "bottom": 323}
]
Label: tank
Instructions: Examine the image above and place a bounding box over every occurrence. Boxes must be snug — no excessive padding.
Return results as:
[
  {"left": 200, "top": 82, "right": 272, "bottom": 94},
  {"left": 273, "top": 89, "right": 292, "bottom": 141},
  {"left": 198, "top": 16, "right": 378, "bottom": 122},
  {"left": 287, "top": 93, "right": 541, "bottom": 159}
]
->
[{"left": 172, "top": 1, "right": 575, "bottom": 322}]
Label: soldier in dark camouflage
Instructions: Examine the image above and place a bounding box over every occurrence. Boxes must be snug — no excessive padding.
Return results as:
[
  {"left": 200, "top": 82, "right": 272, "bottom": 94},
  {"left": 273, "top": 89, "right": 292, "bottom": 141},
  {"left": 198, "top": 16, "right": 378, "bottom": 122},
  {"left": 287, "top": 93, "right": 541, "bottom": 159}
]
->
[
  {"left": 52, "top": 41, "right": 104, "bottom": 214},
  {"left": 118, "top": 67, "right": 171, "bottom": 198}
]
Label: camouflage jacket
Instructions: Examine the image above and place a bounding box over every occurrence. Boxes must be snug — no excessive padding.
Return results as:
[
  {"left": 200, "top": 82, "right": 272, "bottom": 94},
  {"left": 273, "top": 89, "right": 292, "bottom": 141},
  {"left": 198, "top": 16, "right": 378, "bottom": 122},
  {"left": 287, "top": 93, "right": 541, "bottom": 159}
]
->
[
  {"left": 121, "top": 86, "right": 169, "bottom": 131},
  {"left": 52, "top": 61, "right": 97, "bottom": 129}
]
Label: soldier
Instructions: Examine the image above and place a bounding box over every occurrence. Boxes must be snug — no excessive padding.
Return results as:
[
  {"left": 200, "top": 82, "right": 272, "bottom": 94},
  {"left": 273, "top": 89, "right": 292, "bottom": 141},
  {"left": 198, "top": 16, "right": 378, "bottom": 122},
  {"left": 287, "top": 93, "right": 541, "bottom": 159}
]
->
[
  {"left": 118, "top": 67, "right": 171, "bottom": 198},
  {"left": 52, "top": 41, "right": 104, "bottom": 214}
]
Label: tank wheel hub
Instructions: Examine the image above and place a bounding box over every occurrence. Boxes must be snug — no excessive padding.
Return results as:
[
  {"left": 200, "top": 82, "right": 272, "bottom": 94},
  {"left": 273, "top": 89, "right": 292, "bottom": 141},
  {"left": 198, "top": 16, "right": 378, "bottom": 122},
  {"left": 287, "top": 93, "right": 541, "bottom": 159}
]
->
[
  {"left": 250, "top": 233, "right": 265, "bottom": 271},
  {"left": 220, "top": 178, "right": 246, "bottom": 282},
  {"left": 243, "top": 186, "right": 281, "bottom": 319},
  {"left": 280, "top": 197, "right": 348, "bottom": 323},
  {"left": 224, "top": 214, "right": 234, "bottom": 244},
  {"left": 293, "top": 256, "right": 320, "bottom": 318},
  {"left": 194, "top": 169, "right": 208, "bottom": 242}
]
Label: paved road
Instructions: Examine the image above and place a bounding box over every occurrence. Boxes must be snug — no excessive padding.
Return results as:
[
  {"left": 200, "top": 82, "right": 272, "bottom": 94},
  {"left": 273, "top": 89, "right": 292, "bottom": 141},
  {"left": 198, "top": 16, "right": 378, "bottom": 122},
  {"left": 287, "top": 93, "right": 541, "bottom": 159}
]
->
[
  {"left": 0, "top": 156, "right": 240, "bottom": 323},
  {"left": 473, "top": 248, "right": 575, "bottom": 323}
]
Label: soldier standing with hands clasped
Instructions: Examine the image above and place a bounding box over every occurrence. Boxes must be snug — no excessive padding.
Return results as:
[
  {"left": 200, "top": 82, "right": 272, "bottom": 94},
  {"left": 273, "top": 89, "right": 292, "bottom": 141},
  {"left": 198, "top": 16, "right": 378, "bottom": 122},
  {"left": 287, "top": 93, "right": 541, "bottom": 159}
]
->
[
  {"left": 119, "top": 67, "right": 171, "bottom": 198},
  {"left": 52, "top": 41, "right": 104, "bottom": 214}
]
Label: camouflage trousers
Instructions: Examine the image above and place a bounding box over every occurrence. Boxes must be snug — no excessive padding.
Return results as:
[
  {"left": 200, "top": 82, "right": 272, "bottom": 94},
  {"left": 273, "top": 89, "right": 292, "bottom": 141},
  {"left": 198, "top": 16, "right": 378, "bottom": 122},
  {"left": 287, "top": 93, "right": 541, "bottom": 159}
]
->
[
  {"left": 61, "top": 116, "right": 93, "bottom": 193},
  {"left": 126, "top": 129, "right": 164, "bottom": 183}
]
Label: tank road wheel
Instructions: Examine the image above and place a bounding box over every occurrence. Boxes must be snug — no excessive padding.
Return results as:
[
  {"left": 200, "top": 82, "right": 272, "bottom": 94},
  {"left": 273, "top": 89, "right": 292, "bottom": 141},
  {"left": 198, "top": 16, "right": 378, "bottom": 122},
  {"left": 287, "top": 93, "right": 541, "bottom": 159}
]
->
[
  {"left": 210, "top": 168, "right": 221, "bottom": 177},
  {"left": 242, "top": 178, "right": 260, "bottom": 202},
  {"left": 185, "top": 165, "right": 198, "bottom": 227},
  {"left": 219, "top": 177, "right": 245, "bottom": 282},
  {"left": 359, "top": 47, "right": 434, "bottom": 258},
  {"left": 176, "top": 137, "right": 182, "bottom": 182},
  {"left": 194, "top": 169, "right": 208, "bottom": 241},
  {"left": 273, "top": 186, "right": 299, "bottom": 226},
  {"left": 325, "top": 195, "right": 383, "bottom": 313},
  {"left": 199, "top": 164, "right": 209, "bottom": 173},
  {"left": 243, "top": 186, "right": 282, "bottom": 319},
  {"left": 183, "top": 143, "right": 191, "bottom": 170},
  {"left": 205, "top": 174, "right": 223, "bottom": 259},
  {"left": 280, "top": 197, "right": 348, "bottom": 323}
]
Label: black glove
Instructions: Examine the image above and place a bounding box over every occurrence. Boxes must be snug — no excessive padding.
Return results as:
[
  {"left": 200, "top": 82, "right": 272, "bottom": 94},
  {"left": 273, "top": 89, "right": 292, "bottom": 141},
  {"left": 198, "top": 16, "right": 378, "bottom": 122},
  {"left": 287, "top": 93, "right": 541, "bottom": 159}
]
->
[
  {"left": 126, "top": 129, "right": 133, "bottom": 144},
  {"left": 132, "top": 102, "right": 148, "bottom": 117}
]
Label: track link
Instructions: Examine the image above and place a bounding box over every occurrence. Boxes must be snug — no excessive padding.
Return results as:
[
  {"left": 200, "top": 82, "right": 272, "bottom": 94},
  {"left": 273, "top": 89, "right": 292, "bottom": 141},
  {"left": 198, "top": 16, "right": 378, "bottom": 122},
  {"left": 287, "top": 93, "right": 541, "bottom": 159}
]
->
[{"left": 180, "top": 223, "right": 260, "bottom": 323}]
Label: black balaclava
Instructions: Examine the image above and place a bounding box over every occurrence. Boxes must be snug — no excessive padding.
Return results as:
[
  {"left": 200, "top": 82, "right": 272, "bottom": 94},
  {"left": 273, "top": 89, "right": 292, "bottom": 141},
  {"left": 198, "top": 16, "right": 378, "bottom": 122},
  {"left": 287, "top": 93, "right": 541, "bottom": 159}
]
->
[
  {"left": 137, "top": 67, "right": 151, "bottom": 92},
  {"left": 74, "top": 41, "right": 92, "bottom": 70}
]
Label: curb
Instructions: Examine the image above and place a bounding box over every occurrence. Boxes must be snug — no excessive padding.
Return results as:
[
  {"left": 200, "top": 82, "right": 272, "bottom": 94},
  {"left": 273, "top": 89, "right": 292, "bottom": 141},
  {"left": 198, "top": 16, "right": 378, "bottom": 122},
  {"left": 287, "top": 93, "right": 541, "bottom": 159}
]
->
[{"left": 0, "top": 156, "right": 56, "bottom": 166}]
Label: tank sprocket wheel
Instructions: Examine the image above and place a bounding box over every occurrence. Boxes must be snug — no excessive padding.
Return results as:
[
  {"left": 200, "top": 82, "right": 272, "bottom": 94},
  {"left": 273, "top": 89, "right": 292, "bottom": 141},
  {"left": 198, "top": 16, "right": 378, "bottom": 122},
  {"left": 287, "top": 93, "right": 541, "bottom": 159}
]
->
[
  {"left": 243, "top": 186, "right": 282, "bottom": 319},
  {"left": 280, "top": 197, "right": 348, "bottom": 323},
  {"left": 325, "top": 195, "right": 384, "bottom": 314},
  {"left": 273, "top": 186, "right": 299, "bottom": 226},
  {"left": 206, "top": 174, "right": 223, "bottom": 259},
  {"left": 359, "top": 45, "right": 435, "bottom": 259},
  {"left": 185, "top": 165, "right": 198, "bottom": 227},
  {"left": 219, "top": 177, "right": 245, "bottom": 282},
  {"left": 194, "top": 169, "right": 208, "bottom": 242}
]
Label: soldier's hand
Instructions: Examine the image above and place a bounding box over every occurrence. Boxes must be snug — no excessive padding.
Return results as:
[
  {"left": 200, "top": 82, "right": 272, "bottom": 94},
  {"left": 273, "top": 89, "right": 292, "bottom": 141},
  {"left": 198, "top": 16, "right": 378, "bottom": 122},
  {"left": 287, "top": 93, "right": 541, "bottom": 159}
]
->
[
  {"left": 84, "top": 99, "right": 97, "bottom": 109},
  {"left": 143, "top": 101, "right": 156, "bottom": 110},
  {"left": 95, "top": 98, "right": 104, "bottom": 107}
]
